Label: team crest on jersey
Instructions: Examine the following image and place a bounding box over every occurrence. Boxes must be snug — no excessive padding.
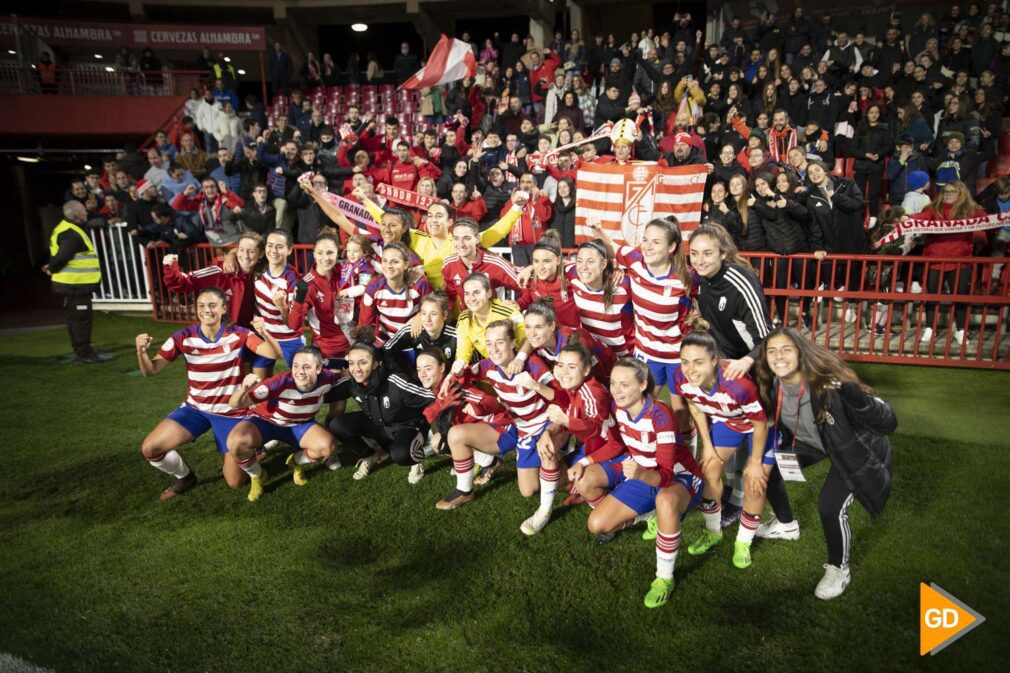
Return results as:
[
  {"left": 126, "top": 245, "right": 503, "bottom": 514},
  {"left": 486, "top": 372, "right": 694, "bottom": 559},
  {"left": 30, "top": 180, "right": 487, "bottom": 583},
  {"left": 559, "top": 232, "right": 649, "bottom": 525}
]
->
[
  {"left": 444, "top": 346, "right": 453, "bottom": 359},
  {"left": 316, "top": 291, "right": 325, "bottom": 302},
  {"left": 382, "top": 396, "right": 390, "bottom": 408},
  {"left": 718, "top": 296, "right": 727, "bottom": 311}
]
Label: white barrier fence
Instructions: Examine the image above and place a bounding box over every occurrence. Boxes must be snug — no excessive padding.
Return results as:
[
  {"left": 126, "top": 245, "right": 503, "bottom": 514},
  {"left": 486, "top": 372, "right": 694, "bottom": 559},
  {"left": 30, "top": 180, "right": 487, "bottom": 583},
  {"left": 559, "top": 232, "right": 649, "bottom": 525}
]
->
[{"left": 89, "top": 223, "right": 152, "bottom": 307}]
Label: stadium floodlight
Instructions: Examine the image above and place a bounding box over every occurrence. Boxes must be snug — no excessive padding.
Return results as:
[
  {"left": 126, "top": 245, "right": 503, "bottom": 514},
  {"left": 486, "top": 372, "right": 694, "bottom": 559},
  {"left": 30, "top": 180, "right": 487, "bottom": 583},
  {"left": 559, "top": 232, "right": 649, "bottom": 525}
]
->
[
  {"left": 84, "top": 164, "right": 92, "bottom": 170},
  {"left": 16, "top": 156, "right": 40, "bottom": 163},
  {"left": 7, "top": 49, "right": 15, "bottom": 55},
  {"left": 351, "top": 23, "right": 368, "bottom": 32},
  {"left": 105, "top": 66, "right": 115, "bottom": 72},
  {"left": 237, "top": 69, "right": 246, "bottom": 75},
  {"left": 224, "top": 56, "right": 231, "bottom": 62},
  {"left": 94, "top": 53, "right": 103, "bottom": 59}
]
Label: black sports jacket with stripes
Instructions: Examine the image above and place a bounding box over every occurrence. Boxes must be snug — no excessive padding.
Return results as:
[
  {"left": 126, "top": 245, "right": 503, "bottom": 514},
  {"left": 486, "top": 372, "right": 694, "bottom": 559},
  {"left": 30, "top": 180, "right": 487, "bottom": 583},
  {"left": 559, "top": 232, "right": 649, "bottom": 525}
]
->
[{"left": 695, "top": 262, "right": 772, "bottom": 362}]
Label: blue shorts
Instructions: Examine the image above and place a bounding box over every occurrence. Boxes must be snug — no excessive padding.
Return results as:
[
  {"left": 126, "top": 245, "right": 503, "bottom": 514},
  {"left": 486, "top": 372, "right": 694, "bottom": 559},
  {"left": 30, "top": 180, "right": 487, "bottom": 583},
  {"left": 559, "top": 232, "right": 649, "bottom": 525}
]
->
[
  {"left": 711, "top": 423, "right": 779, "bottom": 466},
  {"left": 601, "top": 457, "right": 704, "bottom": 517},
  {"left": 167, "top": 404, "right": 244, "bottom": 453},
  {"left": 496, "top": 425, "right": 545, "bottom": 469},
  {"left": 277, "top": 335, "right": 307, "bottom": 367},
  {"left": 635, "top": 353, "right": 680, "bottom": 389},
  {"left": 242, "top": 347, "right": 275, "bottom": 371},
  {"left": 247, "top": 416, "right": 319, "bottom": 447}
]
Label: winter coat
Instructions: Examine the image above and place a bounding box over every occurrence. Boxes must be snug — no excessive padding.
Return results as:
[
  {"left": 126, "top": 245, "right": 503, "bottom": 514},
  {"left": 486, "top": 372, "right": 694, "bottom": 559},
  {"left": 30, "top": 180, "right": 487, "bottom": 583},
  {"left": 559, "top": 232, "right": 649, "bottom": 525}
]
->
[
  {"left": 804, "top": 177, "right": 867, "bottom": 254},
  {"left": 772, "top": 380, "right": 897, "bottom": 518},
  {"left": 753, "top": 195, "right": 811, "bottom": 255}
]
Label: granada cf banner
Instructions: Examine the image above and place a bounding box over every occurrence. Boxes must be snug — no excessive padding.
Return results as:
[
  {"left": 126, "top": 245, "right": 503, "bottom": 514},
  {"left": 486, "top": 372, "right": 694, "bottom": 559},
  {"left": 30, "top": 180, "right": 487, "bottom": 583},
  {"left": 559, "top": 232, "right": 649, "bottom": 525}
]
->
[{"left": 574, "top": 163, "right": 707, "bottom": 246}]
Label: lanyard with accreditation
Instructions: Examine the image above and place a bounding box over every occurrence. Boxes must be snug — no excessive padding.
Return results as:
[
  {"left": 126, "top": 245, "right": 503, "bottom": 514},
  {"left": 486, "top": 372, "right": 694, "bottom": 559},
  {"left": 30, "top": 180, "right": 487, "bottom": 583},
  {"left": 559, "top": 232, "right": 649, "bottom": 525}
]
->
[{"left": 773, "top": 383, "right": 807, "bottom": 482}]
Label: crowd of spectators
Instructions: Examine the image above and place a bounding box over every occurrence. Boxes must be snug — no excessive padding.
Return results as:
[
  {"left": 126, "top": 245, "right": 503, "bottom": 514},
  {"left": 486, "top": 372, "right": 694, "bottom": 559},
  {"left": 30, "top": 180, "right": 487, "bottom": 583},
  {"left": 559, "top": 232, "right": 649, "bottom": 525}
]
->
[{"left": 64, "top": 5, "right": 1010, "bottom": 335}]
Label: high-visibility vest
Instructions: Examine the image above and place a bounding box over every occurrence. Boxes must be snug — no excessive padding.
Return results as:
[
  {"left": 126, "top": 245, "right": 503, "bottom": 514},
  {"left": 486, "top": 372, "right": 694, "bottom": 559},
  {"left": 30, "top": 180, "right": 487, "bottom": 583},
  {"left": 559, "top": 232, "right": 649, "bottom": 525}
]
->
[{"left": 49, "top": 220, "right": 101, "bottom": 286}]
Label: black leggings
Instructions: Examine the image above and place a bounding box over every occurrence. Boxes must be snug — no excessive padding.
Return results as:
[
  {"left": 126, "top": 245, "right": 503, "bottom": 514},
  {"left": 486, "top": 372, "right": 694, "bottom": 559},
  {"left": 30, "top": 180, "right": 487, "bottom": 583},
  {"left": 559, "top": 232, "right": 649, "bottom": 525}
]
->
[
  {"left": 853, "top": 163, "right": 883, "bottom": 219},
  {"left": 327, "top": 412, "right": 424, "bottom": 466},
  {"left": 923, "top": 267, "right": 972, "bottom": 329},
  {"left": 765, "top": 457, "right": 856, "bottom": 567}
]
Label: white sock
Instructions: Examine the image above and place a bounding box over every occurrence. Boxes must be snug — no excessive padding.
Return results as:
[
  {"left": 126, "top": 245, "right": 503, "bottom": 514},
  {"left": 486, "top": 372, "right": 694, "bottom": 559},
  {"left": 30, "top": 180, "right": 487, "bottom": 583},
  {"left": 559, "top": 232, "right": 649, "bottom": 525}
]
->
[
  {"left": 293, "top": 450, "right": 314, "bottom": 465},
  {"left": 474, "top": 451, "right": 495, "bottom": 468},
  {"left": 149, "top": 450, "right": 190, "bottom": 479},
  {"left": 538, "top": 466, "right": 560, "bottom": 512},
  {"left": 737, "top": 511, "right": 760, "bottom": 544},
  {"left": 656, "top": 530, "right": 681, "bottom": 580},
  {"left": 237, "top": 457, "right": 262, "bottom": 478},
  {"left": 699, "top": 499, "right": 722, "bottom": 533},
  {"left": 454, "top": 455, "right": 475, "bottom": 492}
]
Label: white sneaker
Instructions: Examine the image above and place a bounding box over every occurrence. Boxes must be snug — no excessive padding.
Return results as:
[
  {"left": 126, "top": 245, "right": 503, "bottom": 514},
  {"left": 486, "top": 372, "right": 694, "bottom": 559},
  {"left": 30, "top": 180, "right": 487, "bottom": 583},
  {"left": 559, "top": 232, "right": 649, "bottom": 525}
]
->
[
  {"left": 815, "top": 564, "right": 851, "bottom": 600},
  {"left": 352, "top": 454, "right": 379, "bottom": 480},
  {"left": 832, "top": 286, "right": 845, "bottom": 303},
  {"left": 755, "top": 516, "right": 800, "bottom": 540},
  {"left": 919, "top": 327, "right": 933, "bottom": 343},
  {"left": 954, "top": 329, "right": 966, "bottom": 346},
  {"left": 407, "top": 462, "right": 425, "bottom": 484},
  {"left": 325, "top": 455, "right": 342, "bottom": 471},
  {"left": 263, "top": 439, "right": 281, "bottom": 450},
  {"left": 520, "top": 507, "right": 552, "bottom": 536},
  {"left": 911, "top": 282, "right": 923, "bottom": 294},
  {"left": 843, "top": 306, "right": 857, "bottom": 323}
]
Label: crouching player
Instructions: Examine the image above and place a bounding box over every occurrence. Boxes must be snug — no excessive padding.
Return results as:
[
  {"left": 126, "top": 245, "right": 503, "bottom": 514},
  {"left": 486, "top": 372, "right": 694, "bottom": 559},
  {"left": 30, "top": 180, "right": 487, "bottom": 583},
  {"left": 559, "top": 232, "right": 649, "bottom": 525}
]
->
[
  {"left": 673, "top": 331, "right": 785, "bottom": 570},
  {"left": 226, "top": 345, "right": 339, "bottom": 501},
  {"left": 566, "top": 357, "right": 702, "bottom": 608},
  {"left": 136, "top": 288, "right": 280, "bottom": 500}
]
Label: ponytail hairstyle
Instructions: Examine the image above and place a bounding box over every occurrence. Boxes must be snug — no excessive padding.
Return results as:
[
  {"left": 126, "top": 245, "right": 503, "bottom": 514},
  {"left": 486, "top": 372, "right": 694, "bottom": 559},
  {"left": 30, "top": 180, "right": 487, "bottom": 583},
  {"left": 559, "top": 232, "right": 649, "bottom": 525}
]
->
[
  {"left": 525, "top": 298, "right": 558, "bottom": 336},
  {"left": 260, "top": 229, "right": 293, "bottom": 279},
  {"left": 348, "top": 325, "right": 380, "bottom": 353},
  {"left": 532, "top": 229, "right": 568, "bottom": 296},
  {"left": 416, "top": 345, "right": 449, "bottom": 368},
  {"left": 419, "top": 289, "right": 451, "bottom": 317},
  {"left": 577, "top": 238, "right": 617, "bottom": 309},
  {"left": 452, "top": 217, "right": 481, "bottom": 237},
  {"left": 381, "top": 240, "right": 412, "bottom": 287},
  {"left": 486, "top": 318, "right": 517, "bottom": 342},
  {"left": 680, "top": 330, "right": 721, "bottom": 361},
  {"left": 754, "top": 326, "right": 871, "bottom": 424},
  {"left": 382, "top": 206, "right": 414, "bottom": 243},
  {"left": 644, "top": 216, "right": 693, "bottom": 297},
  {"left": 559, "top": 338, "right": 593, "bottom": 371},
  {"left": 315, "top": 225, "right": 342, "bottom": 250},
  {"left": 611, "top": 356, "right": 656, "bottom": 401},
  {"left": 690, "top": 222, "right": 754, "bottom": 271}
]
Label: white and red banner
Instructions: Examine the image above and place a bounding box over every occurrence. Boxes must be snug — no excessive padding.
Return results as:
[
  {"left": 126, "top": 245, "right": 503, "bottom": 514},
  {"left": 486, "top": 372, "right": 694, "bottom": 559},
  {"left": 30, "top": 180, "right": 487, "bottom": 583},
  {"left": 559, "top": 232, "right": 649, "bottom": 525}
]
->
[
  {"left": 574, "top": 163, "right": 707, "bottom": 246},
  {"left": 876, "top": 211, "right": 1010, "bottom": 247},
  {"left": 399, "top": 34, "right": 477, "bottom": 91},
  {"left": 376, "top": 183, "right": 438, "bottom": 211}
]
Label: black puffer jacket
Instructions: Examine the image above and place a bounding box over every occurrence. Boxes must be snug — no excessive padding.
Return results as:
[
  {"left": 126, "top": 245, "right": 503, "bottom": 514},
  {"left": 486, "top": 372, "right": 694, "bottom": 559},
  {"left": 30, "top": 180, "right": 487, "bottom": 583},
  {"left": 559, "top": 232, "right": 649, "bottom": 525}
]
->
[
  {"left": 752, "top": 195, "right": 810, "bottom": 255},
  {"left": 725, "top": 202, "right": 766, "bottom": 252},
  {"left": 773, "top": 380, "right": 897, "bottom": 517},
  {"left": 804, "top": 177, "right": 867, "bottom": 254},
  {"left": 851, "top": 124, "right": 894, "bottom": 171}
]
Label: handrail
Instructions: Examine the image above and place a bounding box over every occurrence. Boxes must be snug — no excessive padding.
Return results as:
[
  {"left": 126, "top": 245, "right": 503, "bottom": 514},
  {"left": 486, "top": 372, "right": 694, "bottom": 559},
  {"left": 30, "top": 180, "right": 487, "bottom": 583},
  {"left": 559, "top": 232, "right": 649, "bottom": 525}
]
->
[{"left": 0, "top": 64, "right": 209, "bottom": 96}]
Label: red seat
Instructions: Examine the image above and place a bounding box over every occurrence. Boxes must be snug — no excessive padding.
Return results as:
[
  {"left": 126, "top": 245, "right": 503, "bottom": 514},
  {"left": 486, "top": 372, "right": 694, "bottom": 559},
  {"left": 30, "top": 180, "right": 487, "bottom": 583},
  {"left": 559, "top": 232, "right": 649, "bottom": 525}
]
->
[
  {"left": 832, "top": 158, "right": 845, "bottom": 176},
  {"left": 987, "top": 156, "right": 1010, "bottom": 178},
  {"left": 844, "top": 158, "right": 855, "bottom": 178},
  {"left": 999, "top": 134, "right": 1010, "bottom": 156}
]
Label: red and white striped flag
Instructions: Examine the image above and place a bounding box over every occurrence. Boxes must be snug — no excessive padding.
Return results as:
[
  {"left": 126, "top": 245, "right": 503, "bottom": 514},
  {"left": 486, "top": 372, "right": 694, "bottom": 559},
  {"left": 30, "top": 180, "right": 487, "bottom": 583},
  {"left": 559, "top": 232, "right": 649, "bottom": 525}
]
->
[
  {"left": 574, "top": 163, "right": 707, "bottom": 246},
  {"left": 399, "top": 34, "right": 477, "bottom": 90}
]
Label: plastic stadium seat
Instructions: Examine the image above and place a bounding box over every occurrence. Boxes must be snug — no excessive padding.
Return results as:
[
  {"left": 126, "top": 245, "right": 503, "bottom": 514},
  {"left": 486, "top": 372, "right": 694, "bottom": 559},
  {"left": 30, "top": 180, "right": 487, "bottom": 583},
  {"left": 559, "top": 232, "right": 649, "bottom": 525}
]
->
[
  {"left": 999, "top": 133, "right": 1010, "bottom": 156},
  {"left": 832, "top": 158, "right": 845, "bottom": 176},
  {"left": 977, "top": 176, "right": 996, "bottom": 194},
  {"left": 988, "top": 156, "right": 1010, "bottom": 178}
]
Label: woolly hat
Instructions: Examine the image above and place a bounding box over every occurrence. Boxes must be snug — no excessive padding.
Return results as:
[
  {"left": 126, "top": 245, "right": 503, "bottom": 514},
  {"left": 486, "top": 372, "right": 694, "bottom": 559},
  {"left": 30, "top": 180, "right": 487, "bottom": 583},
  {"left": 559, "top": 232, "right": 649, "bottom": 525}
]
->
[
  {"left": 907, "top": 171, "right": 930, "bottom": 192},
  {"left": 673, "top": 132, "right": 692, "bottom": 146},
  {"left": 136, "top": 178, "right": 156, "bottom": 195},
  {"left": 946, "top": 131, "right": 965, "bottom": 145},
  {"left": 610, "top": 58, "right": 622, "bottom": 67},
  {"left": 628, "top": 91, "right": 641, "bottom": 107}
]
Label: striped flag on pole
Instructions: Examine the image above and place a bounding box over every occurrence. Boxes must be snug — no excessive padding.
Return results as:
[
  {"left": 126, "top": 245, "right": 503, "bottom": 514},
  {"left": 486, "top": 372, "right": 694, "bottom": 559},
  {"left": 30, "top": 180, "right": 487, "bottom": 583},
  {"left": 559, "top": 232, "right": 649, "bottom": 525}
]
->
[
  {"left": 574, "top": 163, "right": 708, "bottom": 246},
  {"left": 399, "top": 34, "right": 477, "bottom": 90}
]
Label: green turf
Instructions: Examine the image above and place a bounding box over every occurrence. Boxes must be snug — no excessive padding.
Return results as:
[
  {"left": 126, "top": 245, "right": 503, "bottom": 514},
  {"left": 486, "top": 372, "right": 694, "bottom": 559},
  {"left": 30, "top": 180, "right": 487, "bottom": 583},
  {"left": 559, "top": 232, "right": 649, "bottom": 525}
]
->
[{"left": 0, "top": 313, "right": 1006, "bottom": 672}]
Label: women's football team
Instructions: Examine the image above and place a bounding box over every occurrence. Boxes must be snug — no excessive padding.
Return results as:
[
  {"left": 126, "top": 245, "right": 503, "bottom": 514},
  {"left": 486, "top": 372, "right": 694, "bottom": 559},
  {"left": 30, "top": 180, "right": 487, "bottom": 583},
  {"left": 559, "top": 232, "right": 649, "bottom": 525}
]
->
[{"left": 136, "top": 197, "right": 896, "bottom": 607}]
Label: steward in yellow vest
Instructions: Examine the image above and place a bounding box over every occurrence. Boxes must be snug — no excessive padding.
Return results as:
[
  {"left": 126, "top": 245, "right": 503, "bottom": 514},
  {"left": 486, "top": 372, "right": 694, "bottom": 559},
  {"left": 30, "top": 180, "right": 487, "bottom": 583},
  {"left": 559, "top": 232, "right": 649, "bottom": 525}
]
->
[{"left": 43, "top": 201, "right": 107, "bottom": 364}]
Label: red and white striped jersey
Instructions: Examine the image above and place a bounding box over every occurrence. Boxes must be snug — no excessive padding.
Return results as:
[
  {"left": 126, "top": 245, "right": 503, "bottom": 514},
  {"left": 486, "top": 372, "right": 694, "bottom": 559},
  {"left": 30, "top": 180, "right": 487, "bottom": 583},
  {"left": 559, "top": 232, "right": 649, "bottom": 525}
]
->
[
  {"left": 673, "top": 368, "right": 766, "bottom": 434},
  {"left": 563, "top": 378, "right": 615, "bottom": 456},
  {"left": 591, "top": 398, "right": 700, "bottom": 488},
  {"left": 571, "top": 276, "right": 635, "bottom": 356},
  {"left": 158, "top": 324, "right": 253, "bottom": 417},
  {"left": 616, "top": 245, "right": 696, "bottom": 364},
  {"left": 249, "top": 370, "right": 339, "bottom": 427},
  {"left": 471, "top": 354, "right": 564, "bottom": 438},
  {"left": 441, "top": 248, "right": 520, "bottom": 310},
  {"left": 358, "top": 276, "right": 432, "bottom": 345},
  {"left": 254, "top": 266, "right": 301, "bottom": 341},
  {"left": 532, "top": 325, "right": 617, "bottom": 382}
]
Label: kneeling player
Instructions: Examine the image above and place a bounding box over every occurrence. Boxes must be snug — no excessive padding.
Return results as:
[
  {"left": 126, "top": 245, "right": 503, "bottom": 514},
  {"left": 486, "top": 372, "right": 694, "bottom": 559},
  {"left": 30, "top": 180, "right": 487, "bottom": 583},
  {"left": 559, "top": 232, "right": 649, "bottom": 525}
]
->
[{"left": 226, "top": 345, "right": 339, "bottom": 501}]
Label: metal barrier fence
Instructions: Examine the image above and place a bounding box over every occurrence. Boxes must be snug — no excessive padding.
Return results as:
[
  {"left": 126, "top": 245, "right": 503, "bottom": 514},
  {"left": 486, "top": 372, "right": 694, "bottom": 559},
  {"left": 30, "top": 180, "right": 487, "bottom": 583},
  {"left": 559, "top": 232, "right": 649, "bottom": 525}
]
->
[
  {"left": 131, "top": 242, "right": 1010, "bottom": 370},
  {"left": 0, "top": 65, "right": 205, "bottom": 96},
  {"left": 89, "top": 224, "right": 152, "bottom": 305}
]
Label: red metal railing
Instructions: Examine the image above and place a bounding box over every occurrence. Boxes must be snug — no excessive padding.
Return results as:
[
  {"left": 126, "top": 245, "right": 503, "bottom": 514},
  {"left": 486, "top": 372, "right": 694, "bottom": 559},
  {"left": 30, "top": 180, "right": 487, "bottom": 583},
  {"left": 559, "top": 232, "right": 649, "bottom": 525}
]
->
[
  {"left": 143, "top": 243, "right": 1010, "bottom": 370},
  {"left": 0, "top": 64, "right": 207, "bottom": 96}
]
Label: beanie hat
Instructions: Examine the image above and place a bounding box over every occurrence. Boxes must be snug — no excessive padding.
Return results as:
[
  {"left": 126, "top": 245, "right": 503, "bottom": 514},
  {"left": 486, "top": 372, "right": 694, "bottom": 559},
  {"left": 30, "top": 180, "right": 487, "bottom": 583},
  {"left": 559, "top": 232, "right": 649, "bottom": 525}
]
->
[
  {"left": 136, "top": 178, "right": 156, "bottom": 195},
  {"left": 946, "top": 131, "right": 965, "bottom": 145},
  {"left": 907, "top": 171, "right": 930, "bottom": 192},
  {"left": 628, "top": 91, "right": 641, "bottom": 106},
  {"left": 674, "top": 132, "right": 692, "bottom": 146}
]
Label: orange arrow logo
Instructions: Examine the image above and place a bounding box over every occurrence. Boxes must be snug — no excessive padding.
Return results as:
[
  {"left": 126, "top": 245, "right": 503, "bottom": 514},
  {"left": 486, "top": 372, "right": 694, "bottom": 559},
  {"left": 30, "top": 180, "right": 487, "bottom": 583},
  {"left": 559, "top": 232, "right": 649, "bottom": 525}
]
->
[{"left": 920, "top": 583, "right": 985, "bottom": 655}]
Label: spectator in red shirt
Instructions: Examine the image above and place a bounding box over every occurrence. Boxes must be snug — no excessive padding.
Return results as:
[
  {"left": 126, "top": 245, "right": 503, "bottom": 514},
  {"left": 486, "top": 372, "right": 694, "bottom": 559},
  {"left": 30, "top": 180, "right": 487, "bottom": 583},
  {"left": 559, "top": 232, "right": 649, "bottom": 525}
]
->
[
  {"left": 450, "top": 183, "right": 488, "bottom": 222},
  {"left": 171, "top": 178, "right": 245, "bottom": 246},
  {"left": 378, "top": 141, "right": 442, "bottom": 192},
  {"left": 501, "top": 171, "right": 552, "bottom": 266}
]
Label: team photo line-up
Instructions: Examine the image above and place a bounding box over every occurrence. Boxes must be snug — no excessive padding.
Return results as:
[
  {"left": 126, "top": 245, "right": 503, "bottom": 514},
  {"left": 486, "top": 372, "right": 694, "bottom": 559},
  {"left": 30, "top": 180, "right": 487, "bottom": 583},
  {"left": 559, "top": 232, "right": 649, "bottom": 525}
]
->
[{"left": 130, "top": 176, "right": 896, "bottom": 609}]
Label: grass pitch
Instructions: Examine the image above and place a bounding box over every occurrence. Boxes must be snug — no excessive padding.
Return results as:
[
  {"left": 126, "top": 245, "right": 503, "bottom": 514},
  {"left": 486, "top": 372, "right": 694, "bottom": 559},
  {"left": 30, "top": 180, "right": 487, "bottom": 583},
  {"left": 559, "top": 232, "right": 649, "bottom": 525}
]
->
[{"left": 0, "top": 313, "right": 1007, "bottom": 673}]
